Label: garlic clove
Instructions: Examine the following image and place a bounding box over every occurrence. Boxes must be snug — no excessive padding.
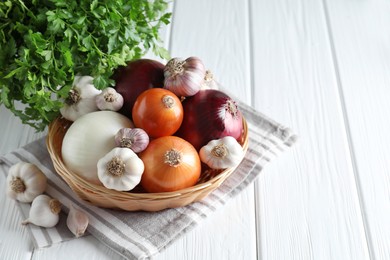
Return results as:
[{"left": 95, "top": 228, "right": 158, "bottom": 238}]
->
[
  {"left": 22, "top": 194, "right": 61, "bottom": 228},
  {"left": 6, "top": 162, "right": 47, "bottom": 203},
  {"left": 96, "top": 87, "right": 124, "bottom": 111},
  {"left": 114, "top": 128, "right": 149, "bottom": 153},
  {"left": 66, "top": 203, "right": 89, "bottom": 237}
]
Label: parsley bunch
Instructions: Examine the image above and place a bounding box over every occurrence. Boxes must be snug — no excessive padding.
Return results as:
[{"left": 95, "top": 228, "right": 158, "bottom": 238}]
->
[{"left": 0, "top": 0, "right": 171, "bottom": 131}]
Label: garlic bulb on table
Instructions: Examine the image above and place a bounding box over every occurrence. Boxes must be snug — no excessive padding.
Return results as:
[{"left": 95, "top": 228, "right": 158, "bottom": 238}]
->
[
  {"left": 97, "top": 147, "right": 144, "bottom": 191},
  {"left": 6, "top": 162, "right": 47, "bottom": 203},
  {"left": 22, "top": 194, "right": 62, "bottom": 228},
  {"left": 199, "top": 136, "right": 245, "bottom": 169},
  {"left": 60, "top": 76, "right": 101, "bottom": 121},
  {"left": 164, "top": 57, "right": 206, "bottom": 97}
]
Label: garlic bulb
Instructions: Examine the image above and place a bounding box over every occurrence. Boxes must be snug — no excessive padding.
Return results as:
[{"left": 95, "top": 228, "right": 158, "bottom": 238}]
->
[
  {"left": 60, "top": 76, "right": 101, "bottom": 121},
  {"left": 95, "top": 87, "right": 124, "bottom": 111},
  {"left": 6, "top": 162, "right": 47, "bottom": 203},
  {"left": 199, "top": 136, "right": 245, "bottom": 169},
  {"left": 67, "top": 203, "right": 89, "bottom": 237},
  {"left": 164, "top": 57, "right": 206, "bottom": 97},
  {"left": 115, "top": 128, "right": 149, "bottom": 153},
  {"left": 22, "top": 194, "right": 61, "bottom": 228},
  {"left": 97, "top": 147, "right": 144, "bottom": 191},
  {"left": 200, "top": 70, "right": 220, "bottom": 90}
]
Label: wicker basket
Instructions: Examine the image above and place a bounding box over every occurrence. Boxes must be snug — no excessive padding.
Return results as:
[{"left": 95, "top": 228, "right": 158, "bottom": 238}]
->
[{"left": 46, "top": 117, "right": 248, "bottom": 211}]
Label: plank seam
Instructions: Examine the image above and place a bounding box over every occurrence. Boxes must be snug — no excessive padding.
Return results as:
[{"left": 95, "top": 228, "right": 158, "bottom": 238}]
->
[
  {"left": 167, "top": 0, "right": 177, "bottom": 55},
  {"left": 321, "top": 0, "right": 374, "bottom": 259},
  {"left": 246, "top": 0, "right": 262, "bottom": 259}
]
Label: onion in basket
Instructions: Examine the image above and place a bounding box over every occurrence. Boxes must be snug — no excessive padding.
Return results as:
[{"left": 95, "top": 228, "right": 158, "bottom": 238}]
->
[
  {"left": 140, "top": 136, "right": 201, "bottom": 193},
  {"left": 61, "top": 111, "right": 134, "bottom": 185},
  {"left": 114, "top": 59, "right": 165, "bottom": 119},
  {"left": 175, "top": 89, "right": 243, "bottom": 151}
]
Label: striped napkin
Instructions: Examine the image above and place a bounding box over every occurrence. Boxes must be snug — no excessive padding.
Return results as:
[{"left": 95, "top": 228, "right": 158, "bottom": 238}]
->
[{"left": 0, "top": 101, "right": 297, "bottom": 259}]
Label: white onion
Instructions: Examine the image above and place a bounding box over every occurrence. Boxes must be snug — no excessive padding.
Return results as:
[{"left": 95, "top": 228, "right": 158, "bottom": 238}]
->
[{"left": 61, "top": 111, "right": 134, "bottom": 185}]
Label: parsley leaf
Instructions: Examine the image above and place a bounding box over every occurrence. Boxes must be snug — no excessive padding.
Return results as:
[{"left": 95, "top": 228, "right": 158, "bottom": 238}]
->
[{"left": 0, "top": 0, "right": 171, "bottom": 131}]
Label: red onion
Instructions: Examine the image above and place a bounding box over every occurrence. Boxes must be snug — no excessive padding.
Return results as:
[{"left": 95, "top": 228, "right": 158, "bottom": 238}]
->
[
  {"left": 175, "top": 89, "right": 243, "bottom": 151},
  {"left": 114, "top": 59, "right": 165, "bottom": 118}
]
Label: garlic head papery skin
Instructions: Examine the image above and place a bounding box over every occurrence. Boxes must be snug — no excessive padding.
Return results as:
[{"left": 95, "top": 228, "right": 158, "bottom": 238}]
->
[
  {"left": 200, "top": 70, "right": 220, "bottom": 90},
  {"left": 22, "top": 194, "right": 61, "bottom": 228},
  {"left": 6, "top": 162, "right": 47, "bottom": 203},
  {"left": 60, "top": 76, "right": 101, "bottom": 121},
  {"left": 97, "top": 147, "right": 144, "bottom": 191},
  {"left": 164, "top": 57, "right": 206, "bottom": 97},
  {"left": 96, "top": 87, "right": 124, "bottom": 111},
  {"left": 199, "top": 136, "right": 245, "bottom": 169},
  {"left": 115, "top": 128, "right": 149, "bottom": 153},
  {"left": 67, "top": 203, "right": 89, "bottom": 237}
]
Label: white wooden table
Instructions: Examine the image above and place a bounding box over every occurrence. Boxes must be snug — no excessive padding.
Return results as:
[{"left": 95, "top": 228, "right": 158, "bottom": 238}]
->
[{"left": 1, "top": 0, "right": 390, "bottom": 259}]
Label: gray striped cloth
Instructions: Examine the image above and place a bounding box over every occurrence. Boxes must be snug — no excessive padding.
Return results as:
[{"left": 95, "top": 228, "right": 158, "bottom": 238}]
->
[{"left": 0, "top": 101, "right": 297, "bottom": 259}]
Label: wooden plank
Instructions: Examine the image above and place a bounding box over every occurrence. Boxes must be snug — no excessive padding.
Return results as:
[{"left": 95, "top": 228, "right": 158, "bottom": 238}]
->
[
  {"left": 157, "top": 0, "right": 256, "bottom": 259},
  {"left": 324, "top": 0, "right": 390, "bottom": 259},
  {"left": 0, "top": 107, "right": 46, "bottom": 155},
  {"left": 167, "top": 0, "right": 252, "bottom": 102},
  {"left": 250, "top": 0, "right": 370, "bottom": 259}
]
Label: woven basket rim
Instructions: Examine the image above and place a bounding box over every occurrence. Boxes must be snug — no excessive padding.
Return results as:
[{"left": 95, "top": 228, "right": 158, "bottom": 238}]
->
[{"left": 46, "top": 115, "right": 249, "bottom": 209}]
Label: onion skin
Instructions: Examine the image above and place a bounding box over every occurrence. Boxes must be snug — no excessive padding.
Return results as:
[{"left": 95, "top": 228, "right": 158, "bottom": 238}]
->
[
  {"left": 175, "top": 89, "right": 243, "bottom": 151},
  {"left": 114, "top": 59, "right": 165, "bottom": 119},
  {"left": 132, "top": 88, "right": 184, "bottom": 138},
  {"left": 140, "top": 136, "right": 201, "bottom": 193},
  {"left": 61, "top": 111, "right": 134, "bottom": 185}
]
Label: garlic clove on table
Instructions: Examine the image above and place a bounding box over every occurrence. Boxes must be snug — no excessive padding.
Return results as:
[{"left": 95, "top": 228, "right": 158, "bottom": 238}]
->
[{"left": 66, "top": 203, "right": 89, "bottom": 237}]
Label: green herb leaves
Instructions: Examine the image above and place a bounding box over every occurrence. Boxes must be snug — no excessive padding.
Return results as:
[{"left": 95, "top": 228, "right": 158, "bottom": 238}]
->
[{"left": 0, "top": 0, "right": 171, "bottom": 131}]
